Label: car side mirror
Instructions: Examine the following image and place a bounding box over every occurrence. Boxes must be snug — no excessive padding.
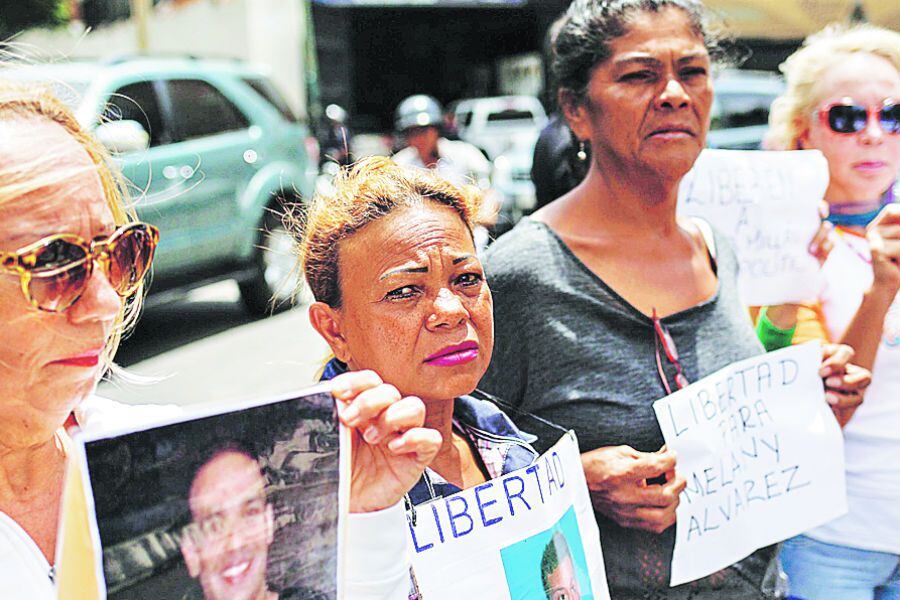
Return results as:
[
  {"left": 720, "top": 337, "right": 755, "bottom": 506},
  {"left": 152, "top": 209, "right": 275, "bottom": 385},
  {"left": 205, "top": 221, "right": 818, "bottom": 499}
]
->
[{"left": 94, "top": 120, "right": 150, "bottom": 154}]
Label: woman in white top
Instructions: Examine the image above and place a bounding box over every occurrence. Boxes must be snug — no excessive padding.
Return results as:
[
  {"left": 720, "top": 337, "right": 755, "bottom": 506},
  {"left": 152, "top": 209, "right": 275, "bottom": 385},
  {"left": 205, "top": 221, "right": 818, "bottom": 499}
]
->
[
  {"left": 0, "top": 81, "right": 434, "bottom": 599},
  {"left": 766, "top": 24, "right": 900, "bottom": 600}
]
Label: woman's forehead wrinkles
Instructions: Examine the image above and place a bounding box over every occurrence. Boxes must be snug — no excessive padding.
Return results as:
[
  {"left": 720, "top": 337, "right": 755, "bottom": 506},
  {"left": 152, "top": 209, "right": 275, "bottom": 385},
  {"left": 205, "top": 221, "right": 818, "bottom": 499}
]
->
[
  {"left": 344, "top": 206, "right": 472, "bottom": 275},
  {"left": 816, "top": 65, "right": 900, "bottom": 103},
  {"left": 370, "top": 232, "right": 462, "bottom": 278},
  {"left": 0, "top": 118, "right": 87, "bottom": 166},
  {"left": 613, "top": 51, "right": 706, "bottom": 66},
  {"left": 0, "top": 172, "right": 110, "bottom": 247},
  {"left": 390, "top": 219, "right": 458, "bottom": 254},
  {"left": 0, "top": 118, "right": 111, "bottom": 248}
]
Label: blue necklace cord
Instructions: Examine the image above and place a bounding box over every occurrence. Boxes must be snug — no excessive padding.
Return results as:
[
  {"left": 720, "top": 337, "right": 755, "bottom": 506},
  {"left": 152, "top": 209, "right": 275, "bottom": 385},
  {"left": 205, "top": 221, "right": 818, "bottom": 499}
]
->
[{"left": 826, "top": 186, "right": 896, "bottom": 228}]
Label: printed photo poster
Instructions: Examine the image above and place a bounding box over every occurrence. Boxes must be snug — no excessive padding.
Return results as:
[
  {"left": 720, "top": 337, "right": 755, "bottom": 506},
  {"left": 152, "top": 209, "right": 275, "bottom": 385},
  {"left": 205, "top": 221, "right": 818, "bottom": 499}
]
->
[
  {"left": 69, "top": 386, "right": 341, "bottom": 600},
  {"left": 652, "top": 342, "right": 847, "bottom": 586},
  {"left": 677, "top": 149, "right": 828, "bottom": 306},
  {"left": 407, "top": 431, "right": 610, "bottom": 600}
]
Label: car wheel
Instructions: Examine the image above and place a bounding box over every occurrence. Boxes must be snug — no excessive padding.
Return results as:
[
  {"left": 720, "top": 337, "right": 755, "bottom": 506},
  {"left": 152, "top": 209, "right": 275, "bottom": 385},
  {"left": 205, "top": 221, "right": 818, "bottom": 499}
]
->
[{"left": 239, "top": 205, "right": 309, "bottom": 315}]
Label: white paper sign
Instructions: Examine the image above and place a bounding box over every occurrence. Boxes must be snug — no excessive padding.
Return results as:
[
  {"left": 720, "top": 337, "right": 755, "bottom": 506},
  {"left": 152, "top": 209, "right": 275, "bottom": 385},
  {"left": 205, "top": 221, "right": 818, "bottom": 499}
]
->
[
  {"left": 408, "top": 432, "right": 610, "bottom": 600},
  {"left": 652, "top": 342, "right": 846, "bottom": 586},
  {"left": 678, "top": 149, "right": 828, "bottom": 306}
]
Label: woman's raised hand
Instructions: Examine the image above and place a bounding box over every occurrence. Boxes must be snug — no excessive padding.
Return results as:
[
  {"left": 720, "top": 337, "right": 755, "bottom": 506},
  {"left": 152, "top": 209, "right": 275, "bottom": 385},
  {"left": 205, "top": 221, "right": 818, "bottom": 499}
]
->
[
  {"left": 808, "top": 203, "right": 835, "bottom": 266},
  {"left": 581, "top": 445, "right": 686, "bottom": 534},
  {"left": 331, "top": 370, "right": 442, "bottom": 513}
]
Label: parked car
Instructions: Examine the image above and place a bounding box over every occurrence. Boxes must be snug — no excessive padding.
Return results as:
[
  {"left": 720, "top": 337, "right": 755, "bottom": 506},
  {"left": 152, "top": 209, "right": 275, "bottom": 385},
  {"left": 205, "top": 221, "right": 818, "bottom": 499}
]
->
[
  {"left": 451, "top": 95, "right": 548, "bottom": 160},
  {"left": 7, "top": 57, "right": 318, "bottom": 314},
  {"left": 708, "top": 69, "right": 786, "bottom": 149}
]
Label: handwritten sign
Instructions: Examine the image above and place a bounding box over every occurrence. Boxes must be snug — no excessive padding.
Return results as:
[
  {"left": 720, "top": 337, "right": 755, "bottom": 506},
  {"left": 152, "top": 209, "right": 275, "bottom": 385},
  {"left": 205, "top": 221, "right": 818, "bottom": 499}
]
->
[
  {"left": 678, "top": 149, "right": 828, "bottom": 305},
  {"left": 653, "top": 342, "right": 846, "bottom": 586},
  {"left": 408, "top": 432, "right": 610, "bottom": 600}
]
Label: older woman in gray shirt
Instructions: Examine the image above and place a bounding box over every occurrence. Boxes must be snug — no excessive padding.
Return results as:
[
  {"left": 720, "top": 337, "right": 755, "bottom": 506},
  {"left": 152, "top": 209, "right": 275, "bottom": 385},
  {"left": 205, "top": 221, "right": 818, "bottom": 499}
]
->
[{"left": 480, "top": 1, "right": 869, "bottom": 598}]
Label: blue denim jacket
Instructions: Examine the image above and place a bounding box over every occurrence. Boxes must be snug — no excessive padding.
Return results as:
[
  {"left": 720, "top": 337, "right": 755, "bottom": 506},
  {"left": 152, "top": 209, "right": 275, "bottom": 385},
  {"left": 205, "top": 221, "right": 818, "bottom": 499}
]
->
[{"left": 320, "top": 358, "right": 539, "bottom": 506}]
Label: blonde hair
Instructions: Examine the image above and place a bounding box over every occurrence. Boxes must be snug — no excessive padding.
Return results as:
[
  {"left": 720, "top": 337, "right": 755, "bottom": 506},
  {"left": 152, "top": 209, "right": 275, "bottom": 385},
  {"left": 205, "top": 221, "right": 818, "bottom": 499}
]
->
[
  {"left": 766, "top": 23, "right": 900, "bottom": 150},
  {"left": 291, "top": 156, "right": 483, "bottom": 308},
  {"left": 0, "top": 80, "right": 145, "bottom": 367}
]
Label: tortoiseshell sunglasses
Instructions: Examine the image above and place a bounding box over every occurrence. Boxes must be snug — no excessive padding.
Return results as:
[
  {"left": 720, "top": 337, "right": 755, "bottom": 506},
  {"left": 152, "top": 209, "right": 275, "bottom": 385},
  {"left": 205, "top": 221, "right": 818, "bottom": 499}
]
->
[{"left": 1, "top": 222, "right": 158, "bottom": 312}]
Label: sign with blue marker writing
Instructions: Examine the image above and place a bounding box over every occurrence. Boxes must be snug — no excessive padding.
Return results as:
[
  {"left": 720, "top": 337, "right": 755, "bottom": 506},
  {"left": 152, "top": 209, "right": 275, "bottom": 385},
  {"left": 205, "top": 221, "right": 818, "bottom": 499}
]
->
[
  {"left": 653, "top": 342, "right": 847, "bottom": 587},
  {"left": 407, "top": 432, "right": 610, "bottom": 600}
]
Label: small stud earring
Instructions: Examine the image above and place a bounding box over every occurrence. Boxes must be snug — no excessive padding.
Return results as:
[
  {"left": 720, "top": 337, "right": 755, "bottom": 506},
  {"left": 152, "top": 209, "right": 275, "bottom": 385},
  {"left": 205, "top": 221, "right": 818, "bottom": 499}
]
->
[{"left": 576, "top": 140, "right": 588, "bottom": 161}]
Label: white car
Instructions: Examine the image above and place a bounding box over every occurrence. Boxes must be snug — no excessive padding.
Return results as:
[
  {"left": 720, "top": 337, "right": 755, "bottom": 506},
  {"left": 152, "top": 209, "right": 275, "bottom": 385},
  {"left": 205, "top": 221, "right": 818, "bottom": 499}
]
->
[{"left": 451, "top": 95, "right": 548, "bottom": 160}]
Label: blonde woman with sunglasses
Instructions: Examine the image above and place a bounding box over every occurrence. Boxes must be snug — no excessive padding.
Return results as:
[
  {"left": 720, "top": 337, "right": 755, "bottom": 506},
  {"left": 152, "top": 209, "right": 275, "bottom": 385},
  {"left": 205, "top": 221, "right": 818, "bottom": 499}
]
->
[
  {"left": 0, "top": 81, "right": 438, "bottom": 600},
  {"left": 764, "top": 25, "right": 900, "bottom": 600}
]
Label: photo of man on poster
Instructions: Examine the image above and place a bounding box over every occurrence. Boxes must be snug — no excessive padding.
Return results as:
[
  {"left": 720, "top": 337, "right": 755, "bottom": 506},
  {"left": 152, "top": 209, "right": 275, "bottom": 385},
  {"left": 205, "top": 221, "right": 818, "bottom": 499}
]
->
[
  {"left": 180, "top": 444, "right": 324, "bottom": 600},
  {"left": 180, "top": 445, "right": 277, "bottom": 600},
  {"left": 78, "top": 390, "right": 339, "bottom": 600},
  {"left": 542, "top": 530, "right": 583, "bottom": 600}
]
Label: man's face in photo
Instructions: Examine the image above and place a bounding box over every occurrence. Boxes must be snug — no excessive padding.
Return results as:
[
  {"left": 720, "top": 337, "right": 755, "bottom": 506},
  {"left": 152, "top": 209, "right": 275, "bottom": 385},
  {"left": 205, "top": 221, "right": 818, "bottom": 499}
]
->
[
  {"left": 181, "top": 450, "right": 275, "bottom": 600},
  {"left": 546, "top": 555, "right": 581, "bottom": 600}
]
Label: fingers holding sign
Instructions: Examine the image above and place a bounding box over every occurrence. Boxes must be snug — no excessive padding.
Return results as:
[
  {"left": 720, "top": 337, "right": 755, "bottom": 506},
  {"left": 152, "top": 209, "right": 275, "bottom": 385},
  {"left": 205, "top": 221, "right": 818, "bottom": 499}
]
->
[
  {"left": 332, "top": 370, "right": 442, "bottom": 513},
  {"left": 820, "top": 344, "right": 872, "bottom": 427},
  {"left": 807, "top": 215, "right": 835, "bottom": 266},
  {"left": 867, "top": 204, "right": 900, "bottom": 293},
  {"left": 581, "top": 445, "right": 685, "bottom": 534}
]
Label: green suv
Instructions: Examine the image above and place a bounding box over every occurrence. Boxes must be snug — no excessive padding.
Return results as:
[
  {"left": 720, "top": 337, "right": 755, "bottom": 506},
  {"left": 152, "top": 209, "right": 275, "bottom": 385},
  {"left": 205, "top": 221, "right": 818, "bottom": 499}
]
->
[{"left": 9, "top": 57, "right": 317, "bottom": 314}]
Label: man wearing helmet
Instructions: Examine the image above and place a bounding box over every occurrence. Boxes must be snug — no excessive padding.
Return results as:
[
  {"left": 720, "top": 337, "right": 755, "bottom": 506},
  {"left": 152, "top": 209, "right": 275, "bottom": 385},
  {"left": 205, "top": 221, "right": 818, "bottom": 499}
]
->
[{"left": 393, "top": 94, "right": 499, "bottom": 250}]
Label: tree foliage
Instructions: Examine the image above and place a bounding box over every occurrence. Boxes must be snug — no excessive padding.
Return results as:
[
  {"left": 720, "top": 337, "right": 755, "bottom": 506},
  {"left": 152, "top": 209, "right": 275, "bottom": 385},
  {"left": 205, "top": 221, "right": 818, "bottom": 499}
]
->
[{"left": 0, "top": 0, "right": 69, "bottom": 38}]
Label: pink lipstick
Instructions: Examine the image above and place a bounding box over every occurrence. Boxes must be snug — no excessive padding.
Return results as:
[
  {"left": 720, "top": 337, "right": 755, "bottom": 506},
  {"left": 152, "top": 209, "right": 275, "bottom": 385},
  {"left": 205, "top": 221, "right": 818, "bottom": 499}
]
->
[
  {"left": 853, "top": 161, "right": 887, "bottom": 173},
  {"left": 424, "top": 341, "right": 479, "bottom": 367}
]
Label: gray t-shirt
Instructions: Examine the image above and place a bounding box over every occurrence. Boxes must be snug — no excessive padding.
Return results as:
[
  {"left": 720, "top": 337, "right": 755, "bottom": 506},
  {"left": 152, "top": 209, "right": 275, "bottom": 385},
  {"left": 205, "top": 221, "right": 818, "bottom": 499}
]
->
[{"left": 481, "top": 218, "right": 775, "bottom": 599}]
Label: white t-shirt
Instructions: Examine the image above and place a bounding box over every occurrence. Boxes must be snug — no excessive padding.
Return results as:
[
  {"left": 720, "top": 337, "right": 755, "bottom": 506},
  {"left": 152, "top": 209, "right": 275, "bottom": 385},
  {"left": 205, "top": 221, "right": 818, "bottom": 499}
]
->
[
  {"left": 806, "top": 229, "right": 900, "bottom": 554},
  {"left": 0, "top": 511, "right": 56, "bottom": 600},
  {"left": 1, "top": 396, "right": 411, "bottom": 599}
]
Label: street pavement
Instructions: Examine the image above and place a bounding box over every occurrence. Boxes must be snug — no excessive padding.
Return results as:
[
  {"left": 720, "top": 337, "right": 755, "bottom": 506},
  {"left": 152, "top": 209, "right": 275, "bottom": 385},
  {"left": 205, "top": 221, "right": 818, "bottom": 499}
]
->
[{"left": 98, "top": 281, "right": 329, "bottom": 407}]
